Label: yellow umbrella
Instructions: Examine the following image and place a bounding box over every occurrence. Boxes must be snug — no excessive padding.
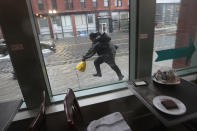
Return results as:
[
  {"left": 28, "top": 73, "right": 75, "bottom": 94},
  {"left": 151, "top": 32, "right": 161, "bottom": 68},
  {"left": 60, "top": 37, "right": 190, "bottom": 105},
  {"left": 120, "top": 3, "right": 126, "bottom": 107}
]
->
[{"left": 76, "top": 61, "right": 86, "bottom": 72}]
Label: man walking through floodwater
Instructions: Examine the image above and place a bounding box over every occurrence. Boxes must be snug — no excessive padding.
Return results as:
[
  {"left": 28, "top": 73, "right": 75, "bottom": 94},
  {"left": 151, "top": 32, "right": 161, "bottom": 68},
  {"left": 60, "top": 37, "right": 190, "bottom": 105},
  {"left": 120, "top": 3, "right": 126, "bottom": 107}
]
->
[{"left": 82, "top": 32, "right": 124, "bottom": 81}]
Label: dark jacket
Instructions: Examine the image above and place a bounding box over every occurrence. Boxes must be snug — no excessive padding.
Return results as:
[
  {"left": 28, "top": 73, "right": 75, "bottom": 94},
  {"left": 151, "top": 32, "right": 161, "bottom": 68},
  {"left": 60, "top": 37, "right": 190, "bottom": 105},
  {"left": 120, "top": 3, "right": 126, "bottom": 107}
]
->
[{"left": 83, "top": 33, "right": 118, "bottom": 60}]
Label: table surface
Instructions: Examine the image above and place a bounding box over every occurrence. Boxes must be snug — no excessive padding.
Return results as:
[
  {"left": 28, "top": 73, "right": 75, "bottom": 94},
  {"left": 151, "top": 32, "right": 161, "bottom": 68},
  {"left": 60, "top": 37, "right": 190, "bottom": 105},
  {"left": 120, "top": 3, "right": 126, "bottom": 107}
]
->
[
  {"left": 0, "top": 99, "right": 23, "bottom": 131},
  {"left": 127, "top": 78, "right": 197, "bottom": 127}
]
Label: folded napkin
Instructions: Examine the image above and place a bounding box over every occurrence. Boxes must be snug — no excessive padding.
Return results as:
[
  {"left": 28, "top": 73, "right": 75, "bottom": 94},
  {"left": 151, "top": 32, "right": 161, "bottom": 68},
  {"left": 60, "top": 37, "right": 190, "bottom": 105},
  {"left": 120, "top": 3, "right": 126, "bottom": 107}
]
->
[{"left": 87, "top": 112, "right": 132, "bottom": 131}]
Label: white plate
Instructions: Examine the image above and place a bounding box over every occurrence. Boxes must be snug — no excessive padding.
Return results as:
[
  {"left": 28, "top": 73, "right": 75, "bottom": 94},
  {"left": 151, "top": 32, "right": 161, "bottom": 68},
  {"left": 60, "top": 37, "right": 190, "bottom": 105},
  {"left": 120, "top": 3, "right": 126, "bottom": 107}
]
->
[
  {"left": 152, "top": 77, "right": 181, "bottom": 85},
  {"left": 153, "top": 96, "right": 186, "bottom": 115}
]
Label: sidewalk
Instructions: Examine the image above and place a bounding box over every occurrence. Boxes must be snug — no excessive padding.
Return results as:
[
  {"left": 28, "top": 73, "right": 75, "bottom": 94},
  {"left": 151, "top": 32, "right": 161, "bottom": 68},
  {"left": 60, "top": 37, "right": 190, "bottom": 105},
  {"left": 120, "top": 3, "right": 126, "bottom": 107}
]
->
[{"left": 47, "top": 55, "right": 129, "bottom": 95}]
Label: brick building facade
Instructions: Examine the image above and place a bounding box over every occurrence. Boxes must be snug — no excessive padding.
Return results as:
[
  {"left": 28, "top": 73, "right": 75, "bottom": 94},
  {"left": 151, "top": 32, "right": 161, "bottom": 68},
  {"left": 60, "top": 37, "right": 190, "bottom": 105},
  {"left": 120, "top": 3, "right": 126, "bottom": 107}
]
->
[{"left": 30, "top": 0, "right": 129, "bottom": 39}]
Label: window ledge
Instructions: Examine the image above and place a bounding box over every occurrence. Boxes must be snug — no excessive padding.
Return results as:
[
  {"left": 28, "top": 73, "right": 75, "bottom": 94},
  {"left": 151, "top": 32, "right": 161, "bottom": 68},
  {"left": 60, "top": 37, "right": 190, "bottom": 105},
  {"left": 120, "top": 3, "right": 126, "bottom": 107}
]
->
[{"left": 13, "top": 87, "right": 133, "bottom": 121}]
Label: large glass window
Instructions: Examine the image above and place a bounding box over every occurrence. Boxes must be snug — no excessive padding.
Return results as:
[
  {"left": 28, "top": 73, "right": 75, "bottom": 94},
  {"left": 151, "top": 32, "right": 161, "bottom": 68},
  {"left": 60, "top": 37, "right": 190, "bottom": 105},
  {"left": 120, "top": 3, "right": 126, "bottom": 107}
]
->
[
  {"left": 52, "top": 16, "right": 63, "bottom": 39},
  {"left": 75, "top": 15, "right": 86, "bottom": 25},
  {"left": 120, "top": 12, "right": 129, "bottom": 32},
  {"left": 42, "top": 7, "right": 129, "bottom": 95},
  {"left": 61, "top": 15, "right": 73, "bottom": 37},
  {"left": 0, "top": 0, "right": 130, "bottom": 101},
  {"left": 87, "top": 14, "right": 94, "bottom": 24},
  {"left": 38, "top": 18, "right": 49, "bottom": 28},
  {"left": 37, "top": 17, "right": 51, "bottom": 40},
  {"left": 153, "top": 0, "right": 197, "bottom": 76},
  {"left": 61, "top": 16, "right": 72, "bottom": 26},
  {"left": 112, "top": 12, "right": 119, "bottom": 32}
]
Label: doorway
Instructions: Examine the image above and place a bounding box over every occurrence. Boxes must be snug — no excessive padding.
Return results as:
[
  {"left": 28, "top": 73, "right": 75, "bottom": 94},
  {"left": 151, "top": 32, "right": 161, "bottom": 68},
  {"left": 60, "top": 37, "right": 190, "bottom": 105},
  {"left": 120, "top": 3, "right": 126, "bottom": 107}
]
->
[{"left": 100, "top": 23, "right": 108, "bottom": 33}]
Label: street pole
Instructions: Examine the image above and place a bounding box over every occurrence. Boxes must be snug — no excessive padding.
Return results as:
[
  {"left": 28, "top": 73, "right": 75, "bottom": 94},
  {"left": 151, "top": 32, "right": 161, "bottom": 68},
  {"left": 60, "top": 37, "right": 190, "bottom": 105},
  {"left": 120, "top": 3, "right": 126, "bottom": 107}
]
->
[
  {"left": 49, "top": 9, "right": 57, "bottom": 40},
  {"left": 60, "top": 15, "right": 64, "bottom": 38}
]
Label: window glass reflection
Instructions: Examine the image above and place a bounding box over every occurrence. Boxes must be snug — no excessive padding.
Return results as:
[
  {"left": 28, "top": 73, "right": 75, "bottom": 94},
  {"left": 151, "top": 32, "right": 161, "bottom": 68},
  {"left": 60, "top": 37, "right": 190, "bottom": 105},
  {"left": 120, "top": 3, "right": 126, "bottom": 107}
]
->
[{"left": 153, "top": 0, "right": 197, "bottom": 75}]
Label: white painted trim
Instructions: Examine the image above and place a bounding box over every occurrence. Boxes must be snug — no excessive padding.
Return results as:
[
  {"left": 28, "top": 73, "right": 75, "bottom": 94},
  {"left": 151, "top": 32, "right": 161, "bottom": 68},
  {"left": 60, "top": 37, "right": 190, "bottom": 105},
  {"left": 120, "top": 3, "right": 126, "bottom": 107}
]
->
[{"left": 156, "top": 0, "right": 180, "bottom": 3}]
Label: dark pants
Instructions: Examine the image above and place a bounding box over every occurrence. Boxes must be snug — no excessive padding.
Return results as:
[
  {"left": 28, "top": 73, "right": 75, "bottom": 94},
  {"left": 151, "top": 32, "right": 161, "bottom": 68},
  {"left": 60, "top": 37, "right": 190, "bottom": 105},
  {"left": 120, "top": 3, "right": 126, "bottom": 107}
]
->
[{"left": 94, "top": 56, "right": 123, "bottom": 78}]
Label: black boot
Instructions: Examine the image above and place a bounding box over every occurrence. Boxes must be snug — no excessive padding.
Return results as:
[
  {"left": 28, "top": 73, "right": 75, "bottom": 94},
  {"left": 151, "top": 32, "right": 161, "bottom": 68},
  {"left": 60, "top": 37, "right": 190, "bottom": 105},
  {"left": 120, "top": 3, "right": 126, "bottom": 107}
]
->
[
  {"left": 93, "top": 73, "right": 102, "bottom": 77},
  {"left": 110, "top": 64, "right": 124, "bottom": 81},
  {"left": 118, "top": 75, "right": 124, "bottom": 81},
  {"left": 94, "top": 59, "right": 102, "bottom": 77}
]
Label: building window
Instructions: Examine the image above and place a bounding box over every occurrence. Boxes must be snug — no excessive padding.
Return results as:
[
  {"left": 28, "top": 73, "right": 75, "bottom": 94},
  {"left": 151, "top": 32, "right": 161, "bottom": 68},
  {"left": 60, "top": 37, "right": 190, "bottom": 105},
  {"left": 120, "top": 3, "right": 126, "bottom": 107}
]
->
[
  {"left": 53, "top": 16, "right": 61, "bottom": 26},
  {"left": 115, "top": 0, "right": 118, "bottom": 7},
  {"left": 118, "top": 0, "right": 122, "bottom": 7},
  {"left": 37, "top": 0, "right": 44, "bottom": 10},
  {"left": 104, "top": 0, "right": 108, "bottom": 7},
  {"left": 75, "top": 15, "right": 86, "bottom": 25},
  {"left": 87, "top": 14, "right": 94, "bottom": 24},
  {"left": 70, "top": 0, "right": 73, "bottom": 9},
  {"left": 61, "top": 16, "right": 72, "bottom": 26},
  {"left": 38, "top": 18, "right": 49, "bottom": 27},
  {"left": 65, "top": 0, "right": 73, "bottom": 9},
  {"left": 92, "top": 0, "right": 97, "bottom": 8},
  {"left": 64, "top": 0, "right": 69, "bottom": 9},
  {"left": 51, "top": 0, "right": 57, "bottom": 9},
  {"left": 80, "top": 0, "right": 85, "bottom": 8},
  {"left": 115, "top": 0, "right": 122, "bottom": 7}
]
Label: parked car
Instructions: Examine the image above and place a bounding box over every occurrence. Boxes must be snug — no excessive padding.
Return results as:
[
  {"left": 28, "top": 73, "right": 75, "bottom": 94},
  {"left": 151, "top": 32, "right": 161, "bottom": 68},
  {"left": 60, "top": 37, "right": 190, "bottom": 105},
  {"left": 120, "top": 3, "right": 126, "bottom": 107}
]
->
[
  {"left": 40, "top": 40, "right": 56, "bottom": 52},
  {"left": 0, "top": 39, "right": 56, "bottom": 56}
]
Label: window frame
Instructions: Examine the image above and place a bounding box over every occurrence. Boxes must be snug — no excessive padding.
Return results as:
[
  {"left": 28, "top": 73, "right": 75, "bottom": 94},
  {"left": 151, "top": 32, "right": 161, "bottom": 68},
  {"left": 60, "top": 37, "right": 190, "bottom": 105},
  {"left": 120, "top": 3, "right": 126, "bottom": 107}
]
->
[
  {"left": 64, "top": 0, "right": 69, "bottom": 9},
  {"left": 92, "top": 0, "right": 97, "bottom": 8},
  {"left": 118, "top": 0, "right": 122, "bottom": 7},
  {"left": 38, "top": 17, "right": 49, "bottom": 28},
  {"left": 104, "top": 0, "right": 109, "bottom": 7},
  {"left": 87, "top": 14, "right": 94, "bottom": 24},
  {"left": 51, "top": 0, "right": 57, "bottom": 9},
  {"left": 37, "top": 0, "right": 44, "bottom": 10},
  {"left": 0, "top": 0, "right": 161, "bottom": 109},
  {"left": 64, "top": 0, "right": 73, "bottom": 9},
  {"left": 80, "top": 0, "right": 86, "bottom": 8},
  {"left": 115, "top": 0, "right": 118, "bottom": 7}
]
